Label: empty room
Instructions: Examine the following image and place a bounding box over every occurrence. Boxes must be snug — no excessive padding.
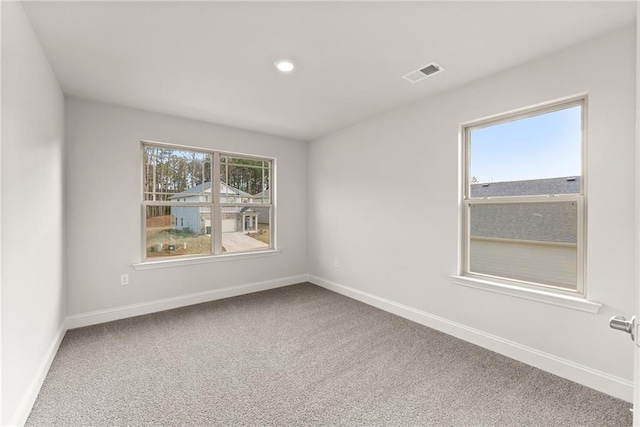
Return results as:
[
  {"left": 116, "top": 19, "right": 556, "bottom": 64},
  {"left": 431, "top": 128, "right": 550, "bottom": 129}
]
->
[{"left": 2, "top": 1, "right": 640, "bottom": 426}]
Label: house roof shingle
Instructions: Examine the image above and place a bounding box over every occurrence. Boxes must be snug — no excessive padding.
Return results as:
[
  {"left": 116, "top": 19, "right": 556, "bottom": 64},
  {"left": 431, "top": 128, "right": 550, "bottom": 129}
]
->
[
  {"left": 469, "top": 176, "right": 580, "bottom": 244},
  {"left": 169, "top": 182, "right": 251, "bottom": 199},
  {"left": 470, "top": 176, "right": 580, "bottom": 198}
]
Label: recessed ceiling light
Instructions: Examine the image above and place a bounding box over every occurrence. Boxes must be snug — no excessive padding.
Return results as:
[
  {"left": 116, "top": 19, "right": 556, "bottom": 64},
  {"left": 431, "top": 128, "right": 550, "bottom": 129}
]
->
[{"left": 274, "top": 59, "right": 295, "bottom": 73}]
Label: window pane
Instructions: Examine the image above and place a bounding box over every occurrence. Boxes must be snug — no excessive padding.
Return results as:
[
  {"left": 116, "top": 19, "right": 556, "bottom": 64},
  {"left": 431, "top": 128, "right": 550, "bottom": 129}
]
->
[
  {"left": 144, "top": 146, "right": 212, "bottom": 201},
  {"left": 220, "top": 156, "right": 270, "bottom": 201},
  {"left": 221, "top": 206, "right": 270, "bottom": 254},
  {"left": 469, "top": 105, "right": 581, "bottom": 197},
  {"left": 145, "top": 205, "right": 212, "bottom": 258},
  {"left": 468, "top": 201, "right": 577, "bottom": 289}
]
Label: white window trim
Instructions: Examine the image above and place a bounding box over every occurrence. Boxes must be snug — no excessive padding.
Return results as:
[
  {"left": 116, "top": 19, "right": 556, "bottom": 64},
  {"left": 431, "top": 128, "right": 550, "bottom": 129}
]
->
[
  {"left": 449, "top": 274, "right": 601, "bottom": 313},
  {"left": 133, "top": 249, "right": 281, "bottom": 270},
  {"left": 139, "top": 140, "right": 276, "bottom": 265},
  {"left": 456, "top": 95, "right": 593, "bottom": 306}
]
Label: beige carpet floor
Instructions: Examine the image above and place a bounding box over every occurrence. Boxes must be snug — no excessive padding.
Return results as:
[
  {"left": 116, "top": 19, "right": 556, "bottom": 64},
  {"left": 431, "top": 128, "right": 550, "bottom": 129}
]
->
[{"left": 26, "top": 283, "right": 632, "bottom": 426}]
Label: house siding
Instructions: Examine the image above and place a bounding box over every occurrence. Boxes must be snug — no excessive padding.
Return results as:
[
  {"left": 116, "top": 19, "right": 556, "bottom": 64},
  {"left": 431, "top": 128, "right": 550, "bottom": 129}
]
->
[{"left": 470, "top": 238, "right": 577, "bottom": 289}]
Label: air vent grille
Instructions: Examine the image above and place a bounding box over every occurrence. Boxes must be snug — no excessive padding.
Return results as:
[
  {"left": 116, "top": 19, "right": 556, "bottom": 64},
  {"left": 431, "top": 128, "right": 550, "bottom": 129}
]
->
[
  {"left": 420, "top": 64, "right": 440, "bottom": 76},
  {"left": 402, "top": 62, "right": 443, "bottom": 83}
]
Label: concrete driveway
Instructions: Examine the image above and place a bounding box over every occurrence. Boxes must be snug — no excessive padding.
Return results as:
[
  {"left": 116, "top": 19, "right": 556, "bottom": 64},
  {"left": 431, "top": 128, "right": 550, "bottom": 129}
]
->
[{"left": 222, "top": 232, "right": 269, "bottom": 252}]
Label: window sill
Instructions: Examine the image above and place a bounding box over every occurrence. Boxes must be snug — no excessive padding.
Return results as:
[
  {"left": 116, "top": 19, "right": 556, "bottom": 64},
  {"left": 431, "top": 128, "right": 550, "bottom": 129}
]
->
[
  {"left": 133, "top": 250, "right": 281, "bottom": 270},
  {"left": 449, "top": 275, "right": 601, "bottom": 314}
]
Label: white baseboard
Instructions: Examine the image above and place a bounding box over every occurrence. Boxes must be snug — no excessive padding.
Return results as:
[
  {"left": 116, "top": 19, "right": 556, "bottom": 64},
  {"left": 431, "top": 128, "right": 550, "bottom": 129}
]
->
[
  {"left": 66, "top": 274, "right": 309, "bottom": 329},
  {"left": 8, "top": 319, "right": 68, "bottom": 427},
  {"left": 309, "top": 275, "right": 633, "bottom": 402}
]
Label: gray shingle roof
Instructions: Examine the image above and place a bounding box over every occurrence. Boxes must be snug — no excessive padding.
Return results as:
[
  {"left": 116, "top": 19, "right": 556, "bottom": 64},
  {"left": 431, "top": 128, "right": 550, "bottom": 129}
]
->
[
  {"left": 470, "top": 201, "right": 577, "bottom": 243},
  {"left": 470, "top": 176, "right": 580, "bottom": 198},
  {"left": 169, "top": 182, "right": 251, "bottom": 199},
  {"left": 469, "top": 176, "right": 580, "bottom": 244}
]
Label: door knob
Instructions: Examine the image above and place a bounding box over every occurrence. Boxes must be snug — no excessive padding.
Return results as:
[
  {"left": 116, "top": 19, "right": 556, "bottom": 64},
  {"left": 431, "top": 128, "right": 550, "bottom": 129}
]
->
[{"left": 609, "top": 316, "right": 635, "bottom": 341}]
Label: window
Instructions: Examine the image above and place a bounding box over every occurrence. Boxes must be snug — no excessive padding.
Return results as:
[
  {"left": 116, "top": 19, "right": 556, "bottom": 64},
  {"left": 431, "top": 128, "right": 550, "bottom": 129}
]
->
[
  {"left": 142, "top": 142, "right": 274, "bottom": 261},
  {"left": 461, "top": 97, "right": 585, "bottom": 295}
]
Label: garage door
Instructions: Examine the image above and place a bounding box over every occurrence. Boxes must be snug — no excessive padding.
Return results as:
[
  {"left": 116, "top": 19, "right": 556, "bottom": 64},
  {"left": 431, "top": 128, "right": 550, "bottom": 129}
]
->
[{"left": 222, "top": 218, "right": 236, "bottom": 232}]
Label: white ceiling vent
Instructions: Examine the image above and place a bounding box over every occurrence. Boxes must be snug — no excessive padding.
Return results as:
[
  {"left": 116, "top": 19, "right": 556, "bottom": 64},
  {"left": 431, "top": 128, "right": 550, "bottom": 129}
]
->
[{"left": 402, "top": 63, "right": 443, "bottom": 83}]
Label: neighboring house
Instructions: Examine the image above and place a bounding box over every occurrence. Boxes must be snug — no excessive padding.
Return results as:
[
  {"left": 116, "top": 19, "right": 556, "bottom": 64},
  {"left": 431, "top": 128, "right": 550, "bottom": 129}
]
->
[
  {"left": 468, "top": 176, "right": 580, "bottom": 288},
  {"left": 470, "top": 176, "right": 580, "bottom": 243},
  {"left": 170, "top": 182, "right": 260, "bottom": 234},
  {"left": 253, "top": 188, "right": 270, "bottom": 225}
]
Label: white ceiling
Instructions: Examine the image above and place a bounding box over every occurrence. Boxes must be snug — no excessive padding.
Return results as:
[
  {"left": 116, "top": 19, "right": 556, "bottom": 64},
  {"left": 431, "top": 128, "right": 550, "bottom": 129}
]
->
[{"left": 23, "top": 1, "right": 636, "bottom": 141}]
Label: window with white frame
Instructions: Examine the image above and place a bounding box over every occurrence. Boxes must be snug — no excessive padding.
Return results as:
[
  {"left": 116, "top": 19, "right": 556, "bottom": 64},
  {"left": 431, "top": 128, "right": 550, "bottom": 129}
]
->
[
  {"left": 461, "top": 97, "right": 586, "bottom": 295},
  {"left": 142, "top": 142, "right": 274, "bottom": 261}
]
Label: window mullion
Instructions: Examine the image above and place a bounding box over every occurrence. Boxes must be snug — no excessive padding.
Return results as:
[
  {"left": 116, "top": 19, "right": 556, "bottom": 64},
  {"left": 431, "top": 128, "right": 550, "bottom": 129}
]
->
[
  {"left": 467, "top": 194, "right": 582, "bottom": 205},
  {"left": 213, "top": 152, "right": 221, "bottom": 255}
]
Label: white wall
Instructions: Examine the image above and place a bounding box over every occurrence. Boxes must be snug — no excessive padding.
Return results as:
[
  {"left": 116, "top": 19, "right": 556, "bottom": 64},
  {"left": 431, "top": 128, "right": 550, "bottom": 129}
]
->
[
  {"left": 64, "top": 97, "right": 307, "bottom": 317},
  {"left": 1, "top": 2, "right": 66, "bottom": 425},
  {"left": 308, "top": 26, "right": 637, "bottom": 398}
]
